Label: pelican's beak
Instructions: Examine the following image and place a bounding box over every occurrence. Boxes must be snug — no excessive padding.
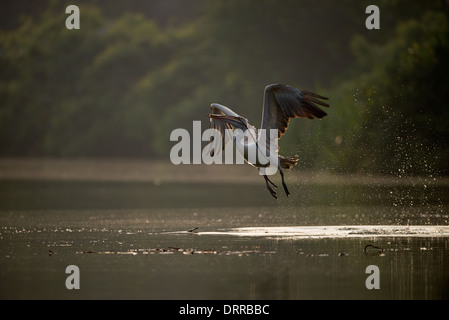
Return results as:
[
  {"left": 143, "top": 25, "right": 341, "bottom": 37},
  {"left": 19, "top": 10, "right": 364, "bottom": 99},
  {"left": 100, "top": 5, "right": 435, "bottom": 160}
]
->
[
  {"left": 210, "top": 113, "right": 234, "bottom": 120},
  {"left": 209, "top": 113, "right": 244, "bottom": 128},
  {"left": 209, "top": 113, "right": 241, "bottom": 126}
]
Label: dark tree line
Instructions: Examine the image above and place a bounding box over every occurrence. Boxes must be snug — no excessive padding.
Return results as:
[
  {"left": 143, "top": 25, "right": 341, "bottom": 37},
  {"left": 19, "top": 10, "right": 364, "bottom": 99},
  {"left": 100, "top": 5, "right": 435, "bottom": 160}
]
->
[{"left": 1, "top": 0, "right": 448, "bottom": 174}]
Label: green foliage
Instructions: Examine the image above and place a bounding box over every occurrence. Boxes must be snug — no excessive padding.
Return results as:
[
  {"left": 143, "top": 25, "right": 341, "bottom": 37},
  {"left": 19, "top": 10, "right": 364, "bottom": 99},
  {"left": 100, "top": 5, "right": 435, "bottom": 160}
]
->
[
  {"left": 324, "top": 10, "right": 449, "bottom": 175},
  {"left": 0, "top": 5, "right": 172, "bottom": 156},
  {"left": 0, "top": 1, "right": 448, "bottom": 175}
]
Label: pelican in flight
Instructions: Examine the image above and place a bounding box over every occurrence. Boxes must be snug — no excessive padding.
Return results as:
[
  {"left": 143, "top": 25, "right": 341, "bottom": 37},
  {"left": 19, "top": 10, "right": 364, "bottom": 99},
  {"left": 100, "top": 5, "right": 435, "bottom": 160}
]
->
[{"left": 209, "top": 84, "right": 329, "bottom": 199}]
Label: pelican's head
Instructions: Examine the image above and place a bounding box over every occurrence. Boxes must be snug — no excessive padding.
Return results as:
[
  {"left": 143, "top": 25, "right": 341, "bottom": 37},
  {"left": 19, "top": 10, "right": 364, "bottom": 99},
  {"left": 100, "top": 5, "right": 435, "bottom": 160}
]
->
[{"left": 209, "top": 113, "right": 249, "bottom": 130}]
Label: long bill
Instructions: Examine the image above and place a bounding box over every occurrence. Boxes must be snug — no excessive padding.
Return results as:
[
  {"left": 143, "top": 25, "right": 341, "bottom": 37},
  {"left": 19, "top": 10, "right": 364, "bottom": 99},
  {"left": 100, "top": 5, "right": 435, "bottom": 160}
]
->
[{"left": 209, "top": 113, "right": 244, "bottom": 129}]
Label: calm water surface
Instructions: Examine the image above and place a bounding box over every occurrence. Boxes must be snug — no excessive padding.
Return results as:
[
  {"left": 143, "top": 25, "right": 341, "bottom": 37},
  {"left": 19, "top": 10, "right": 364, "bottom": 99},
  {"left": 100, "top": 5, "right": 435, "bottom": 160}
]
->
[{"left": 0, "top": 160, "right": 448, "bottom": 299}]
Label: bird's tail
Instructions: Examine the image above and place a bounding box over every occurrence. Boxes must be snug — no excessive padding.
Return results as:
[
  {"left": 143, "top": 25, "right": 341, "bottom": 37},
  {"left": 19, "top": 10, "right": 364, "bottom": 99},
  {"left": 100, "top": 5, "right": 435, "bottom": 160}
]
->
[{"left": 279, "top": 155, "right": 299, "bottom": 169}]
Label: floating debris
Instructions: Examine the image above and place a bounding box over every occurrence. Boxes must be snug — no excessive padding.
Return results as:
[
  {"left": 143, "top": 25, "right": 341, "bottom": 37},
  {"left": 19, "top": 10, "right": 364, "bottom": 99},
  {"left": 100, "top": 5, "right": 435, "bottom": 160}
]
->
[
  {"left": 76, "top": 246, "right": 275, "bottom": 256},
  {"left": 48, "top": 250, "right": 54, "bottom": 256},
  {"left": 188, "top": 227, "right": 199, "bottom": 233},
  {"left": 363, "top": 244, "right": 384, "bottom": 254},
  {"left": 76, "top": 250, "right": 137, "bottom": 255}
]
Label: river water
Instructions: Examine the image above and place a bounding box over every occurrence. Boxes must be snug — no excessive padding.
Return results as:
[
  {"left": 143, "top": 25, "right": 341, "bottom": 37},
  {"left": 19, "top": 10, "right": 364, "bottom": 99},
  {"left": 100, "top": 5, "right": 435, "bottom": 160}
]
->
[{"left": 0, "top": 159, "right": 448, "bottom": 299}]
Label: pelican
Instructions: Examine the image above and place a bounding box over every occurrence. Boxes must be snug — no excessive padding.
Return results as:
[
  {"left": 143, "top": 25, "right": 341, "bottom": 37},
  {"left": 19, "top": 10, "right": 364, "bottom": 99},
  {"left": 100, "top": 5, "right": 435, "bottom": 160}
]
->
[{"left": 208, "top": 84, "right": 329, "bottom": 199}]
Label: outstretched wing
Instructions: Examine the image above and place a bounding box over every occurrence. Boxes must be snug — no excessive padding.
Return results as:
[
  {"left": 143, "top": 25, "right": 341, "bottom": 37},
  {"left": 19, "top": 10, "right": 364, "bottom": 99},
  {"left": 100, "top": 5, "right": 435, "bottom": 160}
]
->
[
  {"left": 261, "top": 84, "right": 330, "bottom": 139},
  {"left": 207, "top": 103, "right": 239, "bottom": 156}
]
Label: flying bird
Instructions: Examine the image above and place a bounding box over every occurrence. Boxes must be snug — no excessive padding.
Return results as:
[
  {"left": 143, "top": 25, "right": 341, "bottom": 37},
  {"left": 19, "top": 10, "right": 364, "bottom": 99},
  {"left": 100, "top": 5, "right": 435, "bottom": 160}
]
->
[{"left": 208, "top": 84, "right": 329, "bottom": 199}]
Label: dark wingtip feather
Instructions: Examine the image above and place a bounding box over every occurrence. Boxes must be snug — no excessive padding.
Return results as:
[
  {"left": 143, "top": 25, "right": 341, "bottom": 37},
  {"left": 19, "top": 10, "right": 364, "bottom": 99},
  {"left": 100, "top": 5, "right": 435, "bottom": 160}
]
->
[
  {"left": 303, "top": 90, "right": 329, "bottom": 101},
  {"left": 303, "top": 100, "right": 328, "bottom": 119},
  {"left": 305, "top": 95, "right": 330, "bottom": 108}
]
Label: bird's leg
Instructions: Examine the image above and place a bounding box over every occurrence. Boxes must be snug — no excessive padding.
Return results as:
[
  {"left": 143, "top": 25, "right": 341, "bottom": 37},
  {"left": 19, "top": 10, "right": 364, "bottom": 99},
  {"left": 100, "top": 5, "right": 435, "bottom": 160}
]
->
[
  {"left": 279, "top": 168, "right": 290, "bottom": 197},
  {"left": 263, "top": 175, "right": 277, "bottom": 199},
  {"left": 265, "top": 175, "right": 277, "bottom": 188}
]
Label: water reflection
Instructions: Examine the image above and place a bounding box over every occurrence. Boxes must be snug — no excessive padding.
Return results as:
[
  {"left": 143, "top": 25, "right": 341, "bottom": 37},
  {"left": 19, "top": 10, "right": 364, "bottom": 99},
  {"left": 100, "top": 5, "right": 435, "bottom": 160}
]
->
[
  {"left": 0, "top": 160, "right": 448, "bottom": 299},
  {"left": 1, "top": 208, "right": 448, "bottom": 299}
]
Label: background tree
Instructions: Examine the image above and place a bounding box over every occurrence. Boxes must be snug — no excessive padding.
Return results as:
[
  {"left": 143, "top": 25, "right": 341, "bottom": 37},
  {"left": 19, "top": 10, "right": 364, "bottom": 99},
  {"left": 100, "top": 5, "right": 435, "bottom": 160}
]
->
[{"left": 0, "top": 0, "right": 448, "bottom": 175}]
